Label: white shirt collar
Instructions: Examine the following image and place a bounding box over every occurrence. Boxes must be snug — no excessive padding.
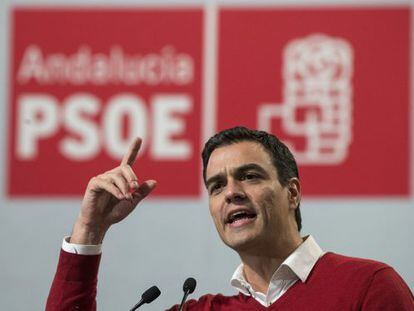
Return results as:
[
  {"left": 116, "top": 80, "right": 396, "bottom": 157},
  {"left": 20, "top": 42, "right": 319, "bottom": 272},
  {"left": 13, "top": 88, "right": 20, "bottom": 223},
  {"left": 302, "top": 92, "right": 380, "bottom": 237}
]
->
[{"left": 230, "top": 235, "right": 324, "bottom": 296}]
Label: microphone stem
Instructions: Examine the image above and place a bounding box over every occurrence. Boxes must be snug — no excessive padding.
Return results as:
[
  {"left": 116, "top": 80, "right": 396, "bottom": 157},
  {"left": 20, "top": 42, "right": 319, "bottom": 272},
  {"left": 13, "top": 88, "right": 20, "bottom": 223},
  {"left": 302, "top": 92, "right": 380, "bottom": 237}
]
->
[
  {"left": 178, "top": 291, "right": 189, "bottom": 311},
  {"left": 130, "top": 299, "right": 143, "bottom": 311}
]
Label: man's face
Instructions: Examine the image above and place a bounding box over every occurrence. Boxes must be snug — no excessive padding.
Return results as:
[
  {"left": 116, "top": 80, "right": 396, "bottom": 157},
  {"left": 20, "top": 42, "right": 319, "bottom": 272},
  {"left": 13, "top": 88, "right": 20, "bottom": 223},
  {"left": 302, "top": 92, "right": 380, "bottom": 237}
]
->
[{"left": 205, "top": 141, "right": 296, "bottom": 253}]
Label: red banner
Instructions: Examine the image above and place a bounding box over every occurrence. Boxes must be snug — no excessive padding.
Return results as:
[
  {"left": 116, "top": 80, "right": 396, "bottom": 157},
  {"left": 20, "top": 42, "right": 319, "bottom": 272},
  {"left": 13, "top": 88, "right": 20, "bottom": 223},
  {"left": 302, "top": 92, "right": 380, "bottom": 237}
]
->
[{"left": 9, "top": 9, "right": 203, "bottom": 197}]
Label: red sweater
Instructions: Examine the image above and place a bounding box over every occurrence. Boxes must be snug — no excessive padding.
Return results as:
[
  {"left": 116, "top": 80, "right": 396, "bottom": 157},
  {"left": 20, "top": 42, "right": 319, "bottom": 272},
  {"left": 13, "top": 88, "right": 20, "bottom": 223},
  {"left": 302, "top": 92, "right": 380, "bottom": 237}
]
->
[{"left": 46, "top": 250, "right": 414, "bottom": 310}]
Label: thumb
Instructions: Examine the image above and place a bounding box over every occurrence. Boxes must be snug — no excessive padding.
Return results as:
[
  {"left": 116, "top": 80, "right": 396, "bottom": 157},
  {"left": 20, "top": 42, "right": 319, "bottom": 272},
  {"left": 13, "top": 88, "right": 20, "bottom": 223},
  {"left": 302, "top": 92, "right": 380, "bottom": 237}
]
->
[{"left": 132, "top": 180, "right": 157, "bottom": 203}]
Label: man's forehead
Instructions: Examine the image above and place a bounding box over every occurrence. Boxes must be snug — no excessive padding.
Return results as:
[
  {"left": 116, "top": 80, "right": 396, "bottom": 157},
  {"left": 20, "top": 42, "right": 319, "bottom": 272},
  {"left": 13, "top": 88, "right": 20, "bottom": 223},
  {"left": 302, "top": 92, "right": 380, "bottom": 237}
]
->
[{"left": 206, "top": 141, "right": 273, "bottom": 176}]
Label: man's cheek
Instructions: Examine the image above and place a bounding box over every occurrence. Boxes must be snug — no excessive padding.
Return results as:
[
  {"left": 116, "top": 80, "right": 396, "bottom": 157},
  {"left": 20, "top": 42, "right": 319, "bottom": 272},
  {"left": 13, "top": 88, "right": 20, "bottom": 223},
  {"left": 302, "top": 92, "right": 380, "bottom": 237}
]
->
[
  {"left": 258, "top": 188, "right": 281, "bottom": 218},
  {"left": 208, "top": 201, "right": 215, "bottom": 217},
  {"left": 258, "top": 187, "right": 278, "bottom": 206}
]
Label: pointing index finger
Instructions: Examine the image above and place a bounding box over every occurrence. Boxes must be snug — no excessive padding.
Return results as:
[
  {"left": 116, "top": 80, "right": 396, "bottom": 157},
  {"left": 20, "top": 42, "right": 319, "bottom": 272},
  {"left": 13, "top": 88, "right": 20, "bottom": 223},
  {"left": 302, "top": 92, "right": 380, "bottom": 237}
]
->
[{"left": 121, "top": 137, "right": 142, "bottom": 166}]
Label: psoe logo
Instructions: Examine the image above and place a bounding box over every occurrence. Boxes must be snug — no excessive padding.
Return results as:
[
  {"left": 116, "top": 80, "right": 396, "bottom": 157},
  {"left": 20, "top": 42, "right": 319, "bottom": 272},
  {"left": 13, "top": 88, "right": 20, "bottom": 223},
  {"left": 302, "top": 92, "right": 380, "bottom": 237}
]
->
[{"left": 258, "top": 34, "right": 354, "bottom": 164}]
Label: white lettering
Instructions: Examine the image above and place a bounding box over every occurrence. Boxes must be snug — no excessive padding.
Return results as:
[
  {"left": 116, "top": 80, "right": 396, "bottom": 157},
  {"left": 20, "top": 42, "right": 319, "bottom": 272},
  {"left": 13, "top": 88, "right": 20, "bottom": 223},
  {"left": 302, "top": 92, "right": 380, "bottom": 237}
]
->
[
  {"left": 17, "top": 45, "right": 47, "bottom": 84},
  {"left": 17, "top": 94, "right": 59, "bottom": 159},
  {"left": 152, "top": 94, "right": 192, "bottom": 160},
  {"left": 15, "top": 92, "right": 193, "bottom": 161},
  {"left": 16, "top": 45, "right": 194, "bottom": 86},
  {"left": 60, "top": 93, "right": 100, "bottom": 160},
  {"left": 103, "top": 94, "right": 148, "bottom": 160}
]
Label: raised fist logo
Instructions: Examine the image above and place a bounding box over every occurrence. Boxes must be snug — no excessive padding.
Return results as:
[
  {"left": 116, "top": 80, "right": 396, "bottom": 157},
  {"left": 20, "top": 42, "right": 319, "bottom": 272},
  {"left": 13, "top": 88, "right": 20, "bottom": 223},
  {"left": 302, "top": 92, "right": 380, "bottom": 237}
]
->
[{"left": 258, "top": 34, "right": 354, "bottom": 164}]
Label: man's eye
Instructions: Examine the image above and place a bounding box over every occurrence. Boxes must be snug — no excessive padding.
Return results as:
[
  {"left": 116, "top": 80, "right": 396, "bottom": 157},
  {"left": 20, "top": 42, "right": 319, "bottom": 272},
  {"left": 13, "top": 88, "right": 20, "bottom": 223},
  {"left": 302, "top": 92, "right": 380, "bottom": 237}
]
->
[
  {"left": 210, "top": 183, "right": 223, "bottom": 194},
  {"left": 242, "top": 173, "right": 259, "bottom": 181}
]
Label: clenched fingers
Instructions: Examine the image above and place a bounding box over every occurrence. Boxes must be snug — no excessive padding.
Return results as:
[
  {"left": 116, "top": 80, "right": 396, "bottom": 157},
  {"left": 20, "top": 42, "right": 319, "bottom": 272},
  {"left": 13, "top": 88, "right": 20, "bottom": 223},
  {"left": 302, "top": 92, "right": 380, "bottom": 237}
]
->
[
  {"left": 105, "top": 165, "right": 139, "bottom": 196},
  {"left": 102, "top": 173, "right": 132, "bottom": 199},
  {"left": 88, "top": 176, "right": 125, "bottom": 200},
  {"left": 120, "top": 165, "right": 138, "bottom": 184}
]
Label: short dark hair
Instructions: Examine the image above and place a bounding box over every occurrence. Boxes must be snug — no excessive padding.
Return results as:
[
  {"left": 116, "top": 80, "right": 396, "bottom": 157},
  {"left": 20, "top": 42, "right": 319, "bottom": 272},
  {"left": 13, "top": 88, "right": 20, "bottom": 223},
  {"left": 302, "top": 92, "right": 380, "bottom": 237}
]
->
[{"left": 202, "top": 126, "right": 302, "bottom": 231}]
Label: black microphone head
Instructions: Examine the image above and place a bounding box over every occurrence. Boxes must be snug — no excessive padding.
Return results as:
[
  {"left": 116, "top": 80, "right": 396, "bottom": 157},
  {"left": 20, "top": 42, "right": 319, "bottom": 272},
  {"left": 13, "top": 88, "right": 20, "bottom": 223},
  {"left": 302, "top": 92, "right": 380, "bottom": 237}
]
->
[
  {"left": 183, "top": 277, "right": 197, "bottom": 294},
  {"left": 141, "top": 285, "right": 161, "bottom": 304}
]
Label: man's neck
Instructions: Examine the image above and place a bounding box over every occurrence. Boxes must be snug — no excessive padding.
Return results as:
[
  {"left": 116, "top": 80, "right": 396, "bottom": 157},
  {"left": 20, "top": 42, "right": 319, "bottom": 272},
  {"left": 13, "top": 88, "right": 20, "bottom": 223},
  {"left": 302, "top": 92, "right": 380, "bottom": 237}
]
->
[{"left": 238, "top": 234, "right": 303, "bottom": 294}]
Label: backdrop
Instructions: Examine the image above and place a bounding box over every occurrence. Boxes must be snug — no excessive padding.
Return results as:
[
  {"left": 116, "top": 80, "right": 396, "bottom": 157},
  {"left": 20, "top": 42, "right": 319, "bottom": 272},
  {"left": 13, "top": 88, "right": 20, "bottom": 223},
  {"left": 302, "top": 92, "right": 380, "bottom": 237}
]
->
[{"left": 0, "top": 0, "right": 413, "bottom": 310}]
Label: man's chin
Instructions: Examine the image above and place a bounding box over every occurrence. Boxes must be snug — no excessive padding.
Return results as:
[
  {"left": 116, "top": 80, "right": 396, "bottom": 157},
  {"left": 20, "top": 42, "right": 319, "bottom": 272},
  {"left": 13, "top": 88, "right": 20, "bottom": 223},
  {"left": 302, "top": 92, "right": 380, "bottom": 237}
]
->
[{"left": 223, "top": 234, "right": 260, "bottom": 253}]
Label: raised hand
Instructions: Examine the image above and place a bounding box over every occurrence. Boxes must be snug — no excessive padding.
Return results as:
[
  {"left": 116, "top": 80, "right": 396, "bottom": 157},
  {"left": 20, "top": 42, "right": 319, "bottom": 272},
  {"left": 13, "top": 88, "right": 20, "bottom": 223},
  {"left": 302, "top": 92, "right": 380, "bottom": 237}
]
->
[{"left": 71, "top": 138, "right": 157, "bottom": 245}]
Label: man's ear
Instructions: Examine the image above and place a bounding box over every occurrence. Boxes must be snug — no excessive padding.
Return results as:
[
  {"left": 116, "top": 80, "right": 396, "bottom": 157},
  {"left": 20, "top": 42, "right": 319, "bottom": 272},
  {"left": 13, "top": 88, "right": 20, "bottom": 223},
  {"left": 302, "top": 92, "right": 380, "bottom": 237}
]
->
[{"left": 287, "top": 178, "right": 301, "bottom": 210}]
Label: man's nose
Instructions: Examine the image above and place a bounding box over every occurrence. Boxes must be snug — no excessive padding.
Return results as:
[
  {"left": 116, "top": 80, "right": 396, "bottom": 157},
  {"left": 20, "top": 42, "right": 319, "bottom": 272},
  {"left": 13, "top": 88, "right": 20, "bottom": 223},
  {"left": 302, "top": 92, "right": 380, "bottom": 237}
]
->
[{"left": 225, "top": 179, "right": 246, "bottom": 204}]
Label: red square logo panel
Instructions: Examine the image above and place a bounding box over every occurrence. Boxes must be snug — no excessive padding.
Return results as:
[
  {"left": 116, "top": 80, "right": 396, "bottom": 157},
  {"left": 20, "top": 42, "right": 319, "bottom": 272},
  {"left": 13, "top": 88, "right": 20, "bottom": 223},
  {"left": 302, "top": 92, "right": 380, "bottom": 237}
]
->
[
  {"left": 9, "top": 9, "right": 203, "bottom": 197},
  {"left": 217, "top": 8, "right": 410, "bottom": 196}
]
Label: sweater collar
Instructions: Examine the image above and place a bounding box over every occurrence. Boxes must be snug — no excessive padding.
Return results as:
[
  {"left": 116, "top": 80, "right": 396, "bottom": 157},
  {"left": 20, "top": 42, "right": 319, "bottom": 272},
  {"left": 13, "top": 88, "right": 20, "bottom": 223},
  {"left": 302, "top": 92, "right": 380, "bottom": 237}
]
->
[{"left": 231, "top": 235, "right": 324, "bottom": 295}]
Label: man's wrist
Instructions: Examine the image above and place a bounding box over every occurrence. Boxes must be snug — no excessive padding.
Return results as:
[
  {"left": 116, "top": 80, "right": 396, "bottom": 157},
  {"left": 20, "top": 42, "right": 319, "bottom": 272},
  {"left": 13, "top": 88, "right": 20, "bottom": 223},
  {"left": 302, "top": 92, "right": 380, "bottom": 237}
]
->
[{"left": 70, "top": 218, "right": 107, "bottom": 245}]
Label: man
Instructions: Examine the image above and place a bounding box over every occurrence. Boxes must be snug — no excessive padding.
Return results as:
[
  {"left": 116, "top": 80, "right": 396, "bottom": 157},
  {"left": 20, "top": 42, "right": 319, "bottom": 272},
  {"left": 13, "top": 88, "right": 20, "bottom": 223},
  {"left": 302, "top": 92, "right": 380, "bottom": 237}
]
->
[{"left": 46, "top": 126, "right": 413, "bottom": 310}]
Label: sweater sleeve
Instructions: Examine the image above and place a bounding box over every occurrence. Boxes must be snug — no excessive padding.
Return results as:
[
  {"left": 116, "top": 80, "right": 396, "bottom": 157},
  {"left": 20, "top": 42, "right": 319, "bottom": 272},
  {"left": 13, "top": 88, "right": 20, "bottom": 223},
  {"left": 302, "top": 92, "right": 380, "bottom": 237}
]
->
[
  {"left": 361, "top": 267, "right": 414, "bottom": 310},
  {"left": 46, "top": 249, "right": 101, "bottom": 311}
]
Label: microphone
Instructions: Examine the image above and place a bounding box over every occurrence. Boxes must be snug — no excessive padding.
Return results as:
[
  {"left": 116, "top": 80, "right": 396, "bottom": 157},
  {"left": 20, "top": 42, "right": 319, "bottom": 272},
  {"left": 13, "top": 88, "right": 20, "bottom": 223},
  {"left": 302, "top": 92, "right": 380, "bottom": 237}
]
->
[
  {"left": 130, "top": 285, "right": 161, "bottom": 311},
  {"left": 178, "top": 277, "right": 197, "bottom": 311}
]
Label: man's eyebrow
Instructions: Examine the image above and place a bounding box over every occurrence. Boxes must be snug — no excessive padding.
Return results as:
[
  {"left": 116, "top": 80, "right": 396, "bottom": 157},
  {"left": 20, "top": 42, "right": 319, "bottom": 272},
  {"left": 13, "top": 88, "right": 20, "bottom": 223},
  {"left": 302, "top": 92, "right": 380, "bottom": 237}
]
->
[
  {"left": 235, "top": 163, "right": 269, "bottom": 176},
  {"left": 206, "top": 163, "right": 269, "bottom": 187},
  {"left": 205, "top": 174, "right": 224, "bottom": 188}
]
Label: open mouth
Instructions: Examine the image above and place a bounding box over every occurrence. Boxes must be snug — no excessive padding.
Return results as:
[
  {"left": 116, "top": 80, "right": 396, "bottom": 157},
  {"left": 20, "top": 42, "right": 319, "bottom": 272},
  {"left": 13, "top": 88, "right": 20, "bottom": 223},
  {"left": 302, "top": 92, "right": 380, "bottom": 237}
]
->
[{"left": 226, "top": 210, "right": 257, "bottom": 225}]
